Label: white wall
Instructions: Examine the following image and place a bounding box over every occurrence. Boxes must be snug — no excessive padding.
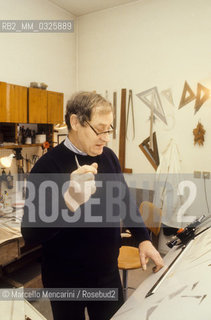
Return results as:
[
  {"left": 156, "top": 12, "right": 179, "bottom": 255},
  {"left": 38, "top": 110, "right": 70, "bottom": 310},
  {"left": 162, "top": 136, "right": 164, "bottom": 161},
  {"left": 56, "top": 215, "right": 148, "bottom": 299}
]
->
[
  {"left": 77, "top": 0, "right": 211, "bottom": 175},
  {"left": 0, "top": 0, "right": 76, "bottom": 107},
  {"left": 0, "top": 0, "right": 75, "bottom": 178}
]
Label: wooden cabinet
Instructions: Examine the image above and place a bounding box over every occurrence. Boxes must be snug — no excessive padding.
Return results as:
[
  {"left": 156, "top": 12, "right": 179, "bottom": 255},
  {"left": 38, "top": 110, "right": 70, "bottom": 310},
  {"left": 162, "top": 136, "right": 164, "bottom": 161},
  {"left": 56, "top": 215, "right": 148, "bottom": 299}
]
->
[
  {"left": 28, "top": 88, "right": 48, "bottom": 123},
  {"left": 0, "top": 82, "right": 27, "bottom": 123},
  {"left": 28, "top": 88, "right": 63, "bottom": 124},
  {"left": 0, "top": 81, "right": 63, "bottom": 125},
  {"left": 0, "top": 81, "right": 63, "bottom": 150},
  {"left": 0, "top": 82, "right": 7, "bottom": 121},
  {"left": 47, "top": 91, "right": 63, "bottom": 124}
]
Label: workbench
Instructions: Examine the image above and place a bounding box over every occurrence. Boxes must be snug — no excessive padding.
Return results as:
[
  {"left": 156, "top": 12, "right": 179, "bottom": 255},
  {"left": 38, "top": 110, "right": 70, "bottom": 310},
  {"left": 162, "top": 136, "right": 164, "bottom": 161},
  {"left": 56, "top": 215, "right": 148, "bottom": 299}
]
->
[
  {"left": 0, "top": 208, "right": 47, "bottom": 319},
  {"left": 0, "top": 209, "right": 24, "bottom": 268}
]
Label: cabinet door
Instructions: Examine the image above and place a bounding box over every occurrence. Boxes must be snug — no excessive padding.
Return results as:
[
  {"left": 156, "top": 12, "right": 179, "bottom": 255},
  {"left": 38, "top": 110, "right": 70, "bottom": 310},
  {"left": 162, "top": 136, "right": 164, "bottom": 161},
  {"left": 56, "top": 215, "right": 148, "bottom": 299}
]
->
[
  {"left": 0, "top": 82, "right": 27, "bottom": 123},
  {"left": 9, "top": 84, "right": 27, "bottom": 123},
  {"left": 0, "top": 82, "right": 7, "bottom": 122},
  {"left": 28, "top": 88, "right": 47, "bottom": 123},
  {"left": 47, "top": 91, "right": 64, "bottom": 124}
]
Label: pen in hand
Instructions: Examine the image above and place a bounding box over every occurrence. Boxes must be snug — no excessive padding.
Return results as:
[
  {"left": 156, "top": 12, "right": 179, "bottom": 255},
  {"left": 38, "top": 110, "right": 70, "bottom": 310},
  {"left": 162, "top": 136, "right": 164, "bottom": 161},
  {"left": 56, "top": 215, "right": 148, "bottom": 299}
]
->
[
  {"left": 63, "top": 154, "right": 98, "bottom": 212},
  {"left": 75, "top": 155, "right": 81, "bottom": 168}
]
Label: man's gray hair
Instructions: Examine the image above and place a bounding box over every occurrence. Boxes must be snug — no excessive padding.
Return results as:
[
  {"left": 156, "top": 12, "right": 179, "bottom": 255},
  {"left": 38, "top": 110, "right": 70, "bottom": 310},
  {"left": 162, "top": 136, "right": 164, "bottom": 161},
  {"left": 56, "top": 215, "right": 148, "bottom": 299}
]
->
[{"left": 65, "top": 91, "right": 112, "bottom": 131}]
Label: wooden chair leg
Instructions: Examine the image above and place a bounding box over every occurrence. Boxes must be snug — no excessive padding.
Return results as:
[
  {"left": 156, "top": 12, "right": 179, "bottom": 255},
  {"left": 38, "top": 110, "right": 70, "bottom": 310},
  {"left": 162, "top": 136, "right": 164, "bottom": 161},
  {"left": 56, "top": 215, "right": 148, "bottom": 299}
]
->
[{"left": 122, "top": 269, "right": 128, "bottom": 301}]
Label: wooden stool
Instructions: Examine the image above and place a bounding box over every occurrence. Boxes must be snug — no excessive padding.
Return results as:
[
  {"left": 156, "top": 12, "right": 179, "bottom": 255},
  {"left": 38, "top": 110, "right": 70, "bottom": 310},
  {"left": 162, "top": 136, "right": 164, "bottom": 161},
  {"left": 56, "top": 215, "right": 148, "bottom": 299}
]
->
[
  {"left": 118, "top": 246, "right": 141, "bottom": 301},
  {"left": 118, "top": 201, "right": 162, "bottom": 301}
]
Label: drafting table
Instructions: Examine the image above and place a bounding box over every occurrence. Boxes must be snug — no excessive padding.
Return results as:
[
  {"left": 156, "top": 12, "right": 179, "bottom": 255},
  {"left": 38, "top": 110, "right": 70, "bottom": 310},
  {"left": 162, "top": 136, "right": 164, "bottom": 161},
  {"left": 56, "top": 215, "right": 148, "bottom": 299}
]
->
[{"left": 112, "top": 227, "right": 211, "bottom": 320}]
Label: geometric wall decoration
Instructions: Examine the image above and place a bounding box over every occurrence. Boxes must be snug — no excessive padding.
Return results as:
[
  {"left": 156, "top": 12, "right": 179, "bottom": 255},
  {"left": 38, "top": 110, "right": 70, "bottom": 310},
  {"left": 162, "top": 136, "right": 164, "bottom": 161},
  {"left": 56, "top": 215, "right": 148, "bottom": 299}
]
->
[
  {"left": 178, "top": 81, "right": 196, "bottom": 109},
  {"left": 139, "top": 132, "right": 160, "bottom": 170},
  {"left": 194, "top": 83, "right": 210, "bottom": 114},
  {"left": 193, "top": 121, "right": 206, "bottom": 146},
  {"left": 136, "top": 87, "right": 167, "bottom": 125}
]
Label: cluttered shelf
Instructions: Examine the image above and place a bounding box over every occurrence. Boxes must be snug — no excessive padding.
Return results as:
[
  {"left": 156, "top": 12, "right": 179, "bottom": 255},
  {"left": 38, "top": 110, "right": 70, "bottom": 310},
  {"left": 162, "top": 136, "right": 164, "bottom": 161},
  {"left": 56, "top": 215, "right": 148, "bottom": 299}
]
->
[
  {"left": 0, "top": 123, "right": 54, "bottom": 150},
  {"left": 0, "top": 144, "right": 43, "bottom": 149}
]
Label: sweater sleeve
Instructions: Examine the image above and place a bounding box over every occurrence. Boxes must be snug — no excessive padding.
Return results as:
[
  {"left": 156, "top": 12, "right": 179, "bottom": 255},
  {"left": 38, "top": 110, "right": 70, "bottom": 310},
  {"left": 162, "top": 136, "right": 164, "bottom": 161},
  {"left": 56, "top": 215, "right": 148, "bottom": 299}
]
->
[
  {"left": 107, "top": 148, "right": 151, "bottom": 243},
  {"left": 21, "top": 154, "right": 63, "bottom": 246}
]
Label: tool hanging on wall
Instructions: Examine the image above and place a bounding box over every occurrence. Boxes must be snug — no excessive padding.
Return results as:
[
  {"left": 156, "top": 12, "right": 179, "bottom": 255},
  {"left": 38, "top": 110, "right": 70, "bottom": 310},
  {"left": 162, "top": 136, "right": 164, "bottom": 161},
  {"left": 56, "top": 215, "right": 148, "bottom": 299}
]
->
[
  {"left": 194, "top": 83, "right": 210, "bottom": 114},
  {"left": 119, "top": 89, "right": 132, "bottom": 173},
  {"left": 149, "top": 93, "right": 155, "bottom": 149},
  {"left": 14, "top": 148, "right": 24, "bottom": 175},
  {"left": 136, "top": 87, "right": 167, "bottom": 125},
  {"left": 179, "top": 81, "right": 210, "bottom": 113},
  {"left": 193, "top": 121, "right": 206, "bottom": 146},
  {"left": 113, "top": 91, "right": 117, "bottom": 139},
  {"left": 25, "top": 154, "right": 31, "bottom": 174},
  {"left": 126, "top": 89, "right": 135, "bottom": 140},
  {"left": 139, "top": 132, "right": 159, "bottom": 170},
  {"left": 178, "top": 81, "right": 196, "bottom": 109},
  {"left": 136, "top": 87, "right": 163, "bottom": 170},
  {"left": 13, "top": 148, "right": 26, "bottom": 195}
]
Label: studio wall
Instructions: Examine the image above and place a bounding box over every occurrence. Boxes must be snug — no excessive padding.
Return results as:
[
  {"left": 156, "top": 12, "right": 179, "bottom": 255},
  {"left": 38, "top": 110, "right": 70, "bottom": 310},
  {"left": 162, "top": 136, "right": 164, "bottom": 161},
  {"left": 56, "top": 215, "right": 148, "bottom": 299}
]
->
[{"left": 77, "top": 0, "right": 211, "bottom": 174}]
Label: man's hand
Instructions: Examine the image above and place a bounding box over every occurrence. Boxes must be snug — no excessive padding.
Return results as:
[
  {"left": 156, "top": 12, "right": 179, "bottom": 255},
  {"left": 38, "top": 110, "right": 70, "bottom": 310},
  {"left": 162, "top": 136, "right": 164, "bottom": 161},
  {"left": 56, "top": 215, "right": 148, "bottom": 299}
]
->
[
  {"left": 139, "top": 240, "right": 164, "bottom": 272},
  {"left": 64, "top": 163, "right": 98, "bottom": 212}
]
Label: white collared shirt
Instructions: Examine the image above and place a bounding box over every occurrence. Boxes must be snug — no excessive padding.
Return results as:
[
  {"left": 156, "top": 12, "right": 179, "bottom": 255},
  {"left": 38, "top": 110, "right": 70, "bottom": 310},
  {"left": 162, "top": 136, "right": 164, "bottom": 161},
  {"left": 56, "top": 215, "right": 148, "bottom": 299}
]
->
[{"left": 64, "top": 136, "right": 87, "bottom": 156}]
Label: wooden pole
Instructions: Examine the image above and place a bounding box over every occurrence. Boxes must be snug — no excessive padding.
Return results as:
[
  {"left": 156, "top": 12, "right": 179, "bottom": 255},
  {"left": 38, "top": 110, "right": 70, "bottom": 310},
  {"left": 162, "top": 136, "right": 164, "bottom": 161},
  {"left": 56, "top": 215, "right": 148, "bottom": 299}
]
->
[
  {"left": 119, "top": 89, "right": 132, "bottom": 173},
  {"left": 119, "top": 89, "right": 126, "bottom": 172}
]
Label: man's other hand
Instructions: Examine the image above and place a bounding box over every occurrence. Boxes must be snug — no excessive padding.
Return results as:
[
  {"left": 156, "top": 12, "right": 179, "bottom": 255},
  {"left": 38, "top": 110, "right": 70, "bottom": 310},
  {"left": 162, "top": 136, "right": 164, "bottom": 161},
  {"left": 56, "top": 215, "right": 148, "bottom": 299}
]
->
[{"left": 139, "top": 240, "right": 164, "bottom": 272}]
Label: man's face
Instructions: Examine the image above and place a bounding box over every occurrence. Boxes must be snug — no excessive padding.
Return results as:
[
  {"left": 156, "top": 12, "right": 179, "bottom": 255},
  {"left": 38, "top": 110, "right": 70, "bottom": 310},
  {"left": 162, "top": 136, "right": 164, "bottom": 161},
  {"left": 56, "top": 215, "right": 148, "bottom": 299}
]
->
[{"left": 75, "top": 108, "right": 113, "bottom": 156}]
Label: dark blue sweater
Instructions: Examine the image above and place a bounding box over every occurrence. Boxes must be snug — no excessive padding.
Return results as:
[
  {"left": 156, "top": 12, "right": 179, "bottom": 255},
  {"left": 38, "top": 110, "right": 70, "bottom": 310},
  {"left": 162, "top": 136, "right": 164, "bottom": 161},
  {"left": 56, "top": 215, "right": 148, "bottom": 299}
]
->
[{"left": 21, "top": 142, "right": 150, "bottom": 279}]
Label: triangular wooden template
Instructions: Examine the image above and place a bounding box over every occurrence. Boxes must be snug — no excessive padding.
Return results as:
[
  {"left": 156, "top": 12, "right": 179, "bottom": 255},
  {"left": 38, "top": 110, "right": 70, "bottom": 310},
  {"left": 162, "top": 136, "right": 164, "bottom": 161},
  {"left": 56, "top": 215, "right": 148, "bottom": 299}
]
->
[
  {"left": 179, "top": 81, "right": 196, "bottom": 109},
  {"left": 194, "top": 83, "right": 210, "bottom": 114},
  {"left": 139, "top": 132, "right": 160, "bottom": 170},
  {"left": 136, "top": 87, "right": 167, "bottom": 125},
  {"left": 161, "top": 88, "right": 175, "bottom": 106}
]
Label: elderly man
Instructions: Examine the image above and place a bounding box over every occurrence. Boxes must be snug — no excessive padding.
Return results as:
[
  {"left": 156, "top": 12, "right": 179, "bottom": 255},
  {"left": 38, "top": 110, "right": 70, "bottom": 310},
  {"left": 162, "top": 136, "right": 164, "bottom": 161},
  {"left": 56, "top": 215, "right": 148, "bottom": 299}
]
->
[{"left": 22, "top": 91, "right": 163, "bottom": 320}]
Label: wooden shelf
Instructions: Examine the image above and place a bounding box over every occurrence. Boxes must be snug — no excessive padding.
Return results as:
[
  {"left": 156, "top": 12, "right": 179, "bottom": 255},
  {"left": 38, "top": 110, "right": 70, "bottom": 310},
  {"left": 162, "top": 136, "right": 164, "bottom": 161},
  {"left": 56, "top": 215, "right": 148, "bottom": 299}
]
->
[{"left": 0, "top": 144, "right": 43, "bottom": 149}]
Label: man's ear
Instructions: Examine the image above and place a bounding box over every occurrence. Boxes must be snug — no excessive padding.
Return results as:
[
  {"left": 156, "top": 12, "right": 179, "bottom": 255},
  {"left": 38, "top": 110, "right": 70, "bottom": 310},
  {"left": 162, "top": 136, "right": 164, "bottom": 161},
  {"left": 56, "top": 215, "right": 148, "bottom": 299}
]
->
[{"left": 70, "top": 114, "right": 79, "bottom": 131}]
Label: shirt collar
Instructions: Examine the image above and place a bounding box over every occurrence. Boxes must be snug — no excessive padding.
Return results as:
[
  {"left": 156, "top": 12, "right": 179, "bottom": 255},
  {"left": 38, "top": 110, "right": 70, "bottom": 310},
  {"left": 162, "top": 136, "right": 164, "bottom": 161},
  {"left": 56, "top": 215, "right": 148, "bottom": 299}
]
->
[{"left": 64, "top": 136, "right": 87, "bottom": 156}]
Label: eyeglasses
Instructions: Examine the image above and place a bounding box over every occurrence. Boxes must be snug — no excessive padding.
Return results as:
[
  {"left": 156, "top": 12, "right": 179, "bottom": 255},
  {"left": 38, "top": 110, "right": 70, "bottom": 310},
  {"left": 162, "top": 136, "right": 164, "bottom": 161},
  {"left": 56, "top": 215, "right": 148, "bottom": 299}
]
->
[{"left": 85, "top": 120, "right": 114, "bottom": 136}]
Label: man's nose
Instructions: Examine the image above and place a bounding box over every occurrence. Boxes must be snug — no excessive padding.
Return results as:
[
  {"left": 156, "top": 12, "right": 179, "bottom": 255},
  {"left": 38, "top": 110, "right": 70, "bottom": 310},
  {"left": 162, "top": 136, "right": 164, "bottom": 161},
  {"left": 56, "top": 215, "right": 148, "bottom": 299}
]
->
[{"left": 100, "top": 133, "right": 110, "bottom": 142}]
